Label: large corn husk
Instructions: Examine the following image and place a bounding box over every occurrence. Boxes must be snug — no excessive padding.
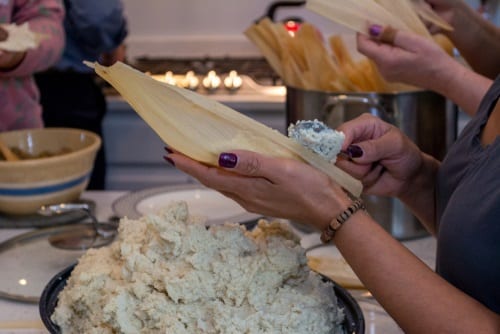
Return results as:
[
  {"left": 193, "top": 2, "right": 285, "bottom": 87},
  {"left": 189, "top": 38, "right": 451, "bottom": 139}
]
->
[
  {"left": 306, "top": 0, "right": 452, "bottom": 39},
  {"left": 306, "top": 0, "right": 413, "bottom": 36},
  {"left": 85, "top": 61, "right": 363, "bottom": 197},
  {"left": 410, "top": 0, "right": 453, "bottom": 31}
]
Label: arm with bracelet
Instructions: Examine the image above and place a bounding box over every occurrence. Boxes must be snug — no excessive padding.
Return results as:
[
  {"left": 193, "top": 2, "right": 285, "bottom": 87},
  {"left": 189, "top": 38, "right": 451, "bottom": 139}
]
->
[{"left": 168, "top": 106, "right": 500, "bottom": 332}]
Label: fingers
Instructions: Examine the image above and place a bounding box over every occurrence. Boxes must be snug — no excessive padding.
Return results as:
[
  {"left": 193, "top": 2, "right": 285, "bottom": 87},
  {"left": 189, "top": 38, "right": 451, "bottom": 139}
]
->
[
  {"left": 167, "top": 149, "right": 278, "bottom": 194},
  {"left": 369, "top": 25, "right": 397, "bottom": 44},
  {"left": 337, "top": 113, "right": 392, "bottom": 152},
  {"left": 217, "top": 150, "right": 290, "bottom": 181}
]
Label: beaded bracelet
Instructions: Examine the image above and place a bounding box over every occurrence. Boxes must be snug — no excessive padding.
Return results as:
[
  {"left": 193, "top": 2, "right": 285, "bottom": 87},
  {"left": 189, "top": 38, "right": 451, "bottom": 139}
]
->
[{"left": 320, "top": 198, "right": 365, "bottom": 243}]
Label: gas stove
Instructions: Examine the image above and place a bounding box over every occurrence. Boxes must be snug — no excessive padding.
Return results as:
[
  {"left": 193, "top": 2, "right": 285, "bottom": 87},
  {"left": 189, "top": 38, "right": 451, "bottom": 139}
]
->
[{"left": 124, "top": 57, "right": 287, "bottom": 105}]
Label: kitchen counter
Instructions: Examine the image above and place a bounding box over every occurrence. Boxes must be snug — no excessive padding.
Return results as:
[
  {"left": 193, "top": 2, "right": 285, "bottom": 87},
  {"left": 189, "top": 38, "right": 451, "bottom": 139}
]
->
[{"left": 0, "top": 190, "right": 437, "bottom": 333}]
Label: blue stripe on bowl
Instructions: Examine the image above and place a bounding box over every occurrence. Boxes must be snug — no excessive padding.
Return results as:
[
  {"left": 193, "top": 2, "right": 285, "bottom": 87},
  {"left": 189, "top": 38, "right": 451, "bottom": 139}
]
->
[{"left": 0, "top": 173, "right": 91, "bottom": 196}]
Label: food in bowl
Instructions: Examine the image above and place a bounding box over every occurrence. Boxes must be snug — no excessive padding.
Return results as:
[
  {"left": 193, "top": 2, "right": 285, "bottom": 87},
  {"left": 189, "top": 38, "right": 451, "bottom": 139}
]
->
[
  {"left": 0, "top": 128, "right": 100, "bottom": 215},
  {"left": 50, "top": 201, "right": 345, "bottom": 333},
  {"left": 0, "top": 146, "right": 73, "bottom": 160}
]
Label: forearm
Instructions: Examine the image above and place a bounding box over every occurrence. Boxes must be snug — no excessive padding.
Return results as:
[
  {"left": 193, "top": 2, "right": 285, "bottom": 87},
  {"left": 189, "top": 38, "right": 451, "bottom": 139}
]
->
[
  {"left": 445, "top": 2, "right": 500, "bottom": 79},
  {"left": 427, "top": 57, "right": 492, "bottom": 116},
  {"left": 395, "top": 152, "right": 440, "bottom": 235},
  {"left": 331, "top": 211, "right": 500, "bottom": 333}
]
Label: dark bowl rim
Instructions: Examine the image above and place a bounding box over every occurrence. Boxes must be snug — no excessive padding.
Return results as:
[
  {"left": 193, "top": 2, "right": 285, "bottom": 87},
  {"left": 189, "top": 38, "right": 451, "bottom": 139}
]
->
[{"left": 40, "top": 264, "right": 365, "bottom": 333}]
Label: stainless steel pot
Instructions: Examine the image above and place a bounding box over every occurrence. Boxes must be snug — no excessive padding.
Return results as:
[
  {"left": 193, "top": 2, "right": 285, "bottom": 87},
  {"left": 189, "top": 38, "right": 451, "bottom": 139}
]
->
[{"left": 286, "top": 86, "right": 457, "bottom": 240}]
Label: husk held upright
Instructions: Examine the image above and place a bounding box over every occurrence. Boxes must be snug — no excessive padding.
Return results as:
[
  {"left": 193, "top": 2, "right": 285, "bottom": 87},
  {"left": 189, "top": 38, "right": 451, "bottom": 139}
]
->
[{"left": 85, "top": 61, "right": 362, "bottom": 197}]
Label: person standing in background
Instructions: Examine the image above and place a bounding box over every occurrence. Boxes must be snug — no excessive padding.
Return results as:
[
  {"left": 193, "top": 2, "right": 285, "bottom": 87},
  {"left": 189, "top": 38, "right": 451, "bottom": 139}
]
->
[
  {"left": 357, "top": 0, "right": 500, "bottom": 117},
  {"left": 0, "top": 0, "right": 64, "bottom": 131},
  {"left": 35, "top": 0, "right": 128, "bottom": 190}
]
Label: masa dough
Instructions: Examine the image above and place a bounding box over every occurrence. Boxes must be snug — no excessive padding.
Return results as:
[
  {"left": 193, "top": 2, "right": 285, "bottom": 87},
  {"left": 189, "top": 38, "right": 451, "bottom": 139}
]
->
[
  {"left": 52, "top": 201, "right": 345, "bottom": 333},
  {"left": 288, "top": 119, "right": 345, "bottom": 163}
]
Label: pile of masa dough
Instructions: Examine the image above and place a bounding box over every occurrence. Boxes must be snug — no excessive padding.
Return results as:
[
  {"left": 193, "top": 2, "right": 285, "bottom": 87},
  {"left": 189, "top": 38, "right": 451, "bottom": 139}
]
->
[{"left": 51, "top": 201, "right": 344, "bottom": 333}]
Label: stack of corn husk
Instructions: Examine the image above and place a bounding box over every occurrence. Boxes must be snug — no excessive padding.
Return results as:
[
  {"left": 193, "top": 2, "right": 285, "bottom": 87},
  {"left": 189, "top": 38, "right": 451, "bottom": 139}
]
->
[{"left": 245, "top": 0, "right": 454, "bottom": 93}]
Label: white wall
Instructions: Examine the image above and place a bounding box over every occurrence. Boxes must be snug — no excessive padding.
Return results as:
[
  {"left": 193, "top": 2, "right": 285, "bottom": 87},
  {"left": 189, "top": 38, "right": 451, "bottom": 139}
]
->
[
  {"left": 121, "top": 0, "right": 352, "bottom": 59},
  {"left": 121, "top": 0, "right": 500, "bottom": 59}
]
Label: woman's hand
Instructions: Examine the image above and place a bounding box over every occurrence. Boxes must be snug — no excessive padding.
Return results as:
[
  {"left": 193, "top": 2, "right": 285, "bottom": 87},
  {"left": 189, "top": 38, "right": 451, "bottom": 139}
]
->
[
  {"left": 357, "top": 27, "right": 457, "bottom": 91},
  {"left": 168, "top": 150, "right": 352, "bottom": 231},
  {"left": 357, "top": 25, "right": 491, "bottom": 116},
  {"left": 336, "top": 114, "right": 432, "bottom": 199},
  {"left": 0, "top": 50, "right": 25, "bottom": 71},
  {"left": 100, "top": 44, "right": 126, "bottom": 66},
  {"left": 336, "top": 114, "right": 440, "bottom": 230},
  {"left": 422, "top": 0, "right": 459, "bottom": 32}
]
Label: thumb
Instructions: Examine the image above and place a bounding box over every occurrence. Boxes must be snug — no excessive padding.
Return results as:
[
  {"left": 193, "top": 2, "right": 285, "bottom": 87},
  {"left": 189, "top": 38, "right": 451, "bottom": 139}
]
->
[{"left": 346, "top": 132, "right": 402, "bottom": 165}]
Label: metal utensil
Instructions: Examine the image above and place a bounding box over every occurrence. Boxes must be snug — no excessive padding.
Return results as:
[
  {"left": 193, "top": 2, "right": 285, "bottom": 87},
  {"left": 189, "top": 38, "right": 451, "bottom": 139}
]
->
[{"left": 38, "top": 203, "right": 118, "bottom": 250}]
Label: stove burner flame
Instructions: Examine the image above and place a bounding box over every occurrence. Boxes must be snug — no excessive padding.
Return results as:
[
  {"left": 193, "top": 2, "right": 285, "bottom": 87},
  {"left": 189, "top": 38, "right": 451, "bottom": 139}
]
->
[
  {"left": 202, "top": 70, "right": 221, "bottom": 91},
  {"left": 131, "top": 57, "right": 285, "bottom": 99},
  {"left": 223, "top": 70, "right": 243, "bottom": 91}
]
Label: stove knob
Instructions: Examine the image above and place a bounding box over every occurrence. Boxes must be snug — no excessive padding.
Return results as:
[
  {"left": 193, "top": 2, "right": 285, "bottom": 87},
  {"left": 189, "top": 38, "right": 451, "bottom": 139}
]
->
[
  {"left": 181, "top": 71, "right": 199, "bottom": 91},
  {"left": 202, "top": 70, "right": 221, "bottom": 92},
  {"left": 164, "top": 71, "right": 177, "bottom": 86},
  {"left": 223, "top": 70, "right": 243, "bottom": 91}
]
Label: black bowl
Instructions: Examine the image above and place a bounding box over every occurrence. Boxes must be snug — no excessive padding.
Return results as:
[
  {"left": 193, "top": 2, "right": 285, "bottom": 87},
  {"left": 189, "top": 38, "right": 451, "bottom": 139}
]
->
[{"left": 40, "top": 264, "right": 364, "bottom": 333}]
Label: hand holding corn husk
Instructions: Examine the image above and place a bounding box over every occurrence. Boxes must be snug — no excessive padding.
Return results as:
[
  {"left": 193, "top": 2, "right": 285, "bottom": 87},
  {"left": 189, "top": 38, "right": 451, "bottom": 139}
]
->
[
  {"left": 85, "top": 61, "right": 363, "bottom": 197},
  {"left": 306, "top": 0, "right": 452, "bottom": 37},
  {"left": 0, "top": 23, "right": 47, "bottom": 52},
  {"left": 245, "top": 0, "right": 454, "bottom": 93}
]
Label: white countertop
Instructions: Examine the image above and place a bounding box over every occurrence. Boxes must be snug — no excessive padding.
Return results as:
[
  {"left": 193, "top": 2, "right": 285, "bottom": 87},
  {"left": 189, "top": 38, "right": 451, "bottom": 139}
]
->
[{"left": 0, "top": 190, "right": 437, "bottom": 333}]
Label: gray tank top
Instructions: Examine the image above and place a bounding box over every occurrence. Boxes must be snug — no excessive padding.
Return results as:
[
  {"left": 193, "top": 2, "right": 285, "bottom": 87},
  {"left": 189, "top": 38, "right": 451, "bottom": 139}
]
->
[{"left": 436, "top": 77, "right": 500, "bottom": 313}]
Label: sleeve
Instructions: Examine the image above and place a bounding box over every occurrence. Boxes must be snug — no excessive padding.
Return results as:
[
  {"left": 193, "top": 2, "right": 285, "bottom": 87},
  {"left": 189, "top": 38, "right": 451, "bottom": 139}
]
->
[
  {"left": 0, "top": 0, "right": 65, "bottom": 78},
  {"left": 64, "top": 0, "right": 128, "bottom": 55}
]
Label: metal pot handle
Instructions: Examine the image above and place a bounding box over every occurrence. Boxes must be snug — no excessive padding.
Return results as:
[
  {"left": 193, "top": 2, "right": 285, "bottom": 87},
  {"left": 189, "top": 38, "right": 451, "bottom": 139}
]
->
[{"left": 322, "top": 94, "right": 393, "bottom": 123}]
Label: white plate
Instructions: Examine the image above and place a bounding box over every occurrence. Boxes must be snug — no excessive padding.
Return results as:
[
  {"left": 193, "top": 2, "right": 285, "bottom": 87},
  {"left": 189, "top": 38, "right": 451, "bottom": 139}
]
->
[{"left": 112, "top": 184, "right": 260, "bottom": 226}]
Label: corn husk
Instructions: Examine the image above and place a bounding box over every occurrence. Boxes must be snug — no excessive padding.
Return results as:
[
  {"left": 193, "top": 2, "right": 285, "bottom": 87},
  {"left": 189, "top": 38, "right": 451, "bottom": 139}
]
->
[
  {"left": 244, "top": 0, "right": 454, "bottom": 92},
  {"left": 306, "top": 0, "right": 452, "bottom": 39},
  {"left": 410, "top": 0, "right": 453, "bottom": 31},
  {"left": 85, "top": 61, "right": 363, "bottom": 197},
  {"left": 306, "top": 0, "right": 414, "bottom": 36}
]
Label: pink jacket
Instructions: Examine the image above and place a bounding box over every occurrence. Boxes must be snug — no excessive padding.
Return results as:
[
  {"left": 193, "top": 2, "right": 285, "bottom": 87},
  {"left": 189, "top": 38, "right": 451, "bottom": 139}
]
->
[{"left": 0, "top": 0, "right": 64, "bottom": 131}]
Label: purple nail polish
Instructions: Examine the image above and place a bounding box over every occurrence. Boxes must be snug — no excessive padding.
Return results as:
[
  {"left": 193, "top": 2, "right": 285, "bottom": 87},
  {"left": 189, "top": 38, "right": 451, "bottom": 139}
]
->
[
  {"left": 347, "top": 145, "right": 363, "bottom": 158},
  {"left": 164, "top": 146, "right": 173, "bottom": 154},
  {"left": 369, "top": 24, "right": 383, "bottom": 37},
  {"left": 163, "top": 156, "right": 175, "bottom": 166},
  {"left": 219, "top": 153, "right": 237, "bottom": 168}
]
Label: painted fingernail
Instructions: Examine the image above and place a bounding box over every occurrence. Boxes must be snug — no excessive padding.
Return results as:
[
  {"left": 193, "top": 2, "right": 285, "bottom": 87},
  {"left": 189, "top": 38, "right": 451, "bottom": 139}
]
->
[
  {"left": 163, "top": 156, "right": 175, "bottom": 166},
  {"left": 164, "top": 146, "right": 173, "bottom": 154},
  {"left": 369, "top": 24, "right": 383, "bottom": 37},
  {"left": 347, "top": 145, "right": 363, "bottom": 158},
  {"left": 219, "top": 152, "right": 237, "bottom": 168}
]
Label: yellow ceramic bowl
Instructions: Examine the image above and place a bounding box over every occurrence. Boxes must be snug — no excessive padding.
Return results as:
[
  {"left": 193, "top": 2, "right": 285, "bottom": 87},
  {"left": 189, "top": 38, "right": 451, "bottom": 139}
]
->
[{"left": 0, "top": 128, "right": 101, "bottom": 215}]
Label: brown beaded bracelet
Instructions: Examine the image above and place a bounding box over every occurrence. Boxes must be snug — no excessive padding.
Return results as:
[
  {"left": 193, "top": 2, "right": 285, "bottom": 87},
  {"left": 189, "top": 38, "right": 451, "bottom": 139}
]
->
[{"left": 320, "top": 198, "right": 365, "bottom": 243}]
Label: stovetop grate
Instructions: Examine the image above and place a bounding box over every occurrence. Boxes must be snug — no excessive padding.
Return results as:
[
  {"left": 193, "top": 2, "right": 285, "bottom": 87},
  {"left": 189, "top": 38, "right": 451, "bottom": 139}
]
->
[{"left": 132, "top": 57, "right": 282, "bottom": 86}]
